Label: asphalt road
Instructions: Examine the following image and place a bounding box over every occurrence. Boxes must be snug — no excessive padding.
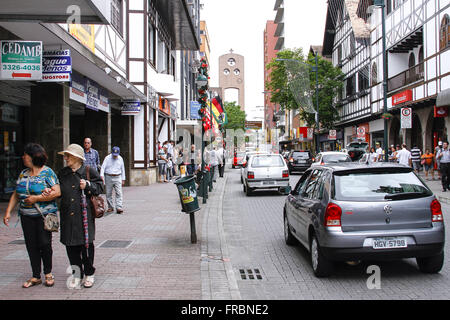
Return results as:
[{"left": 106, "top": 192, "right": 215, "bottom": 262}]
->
[{"left": 222, "top": 166, "right": 450, "bottom": 300}]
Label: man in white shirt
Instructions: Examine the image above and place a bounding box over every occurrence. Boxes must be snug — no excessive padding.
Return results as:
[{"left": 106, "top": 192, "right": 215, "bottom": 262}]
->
[
  {"left": 216, "top": 145, "right": 226, "bottom": 177},
  {"left": 396, "top": 143, "right": 412, "bottom": 167},
  {"left": 100, "top": 146, "right": 126, "bottom": 214}
]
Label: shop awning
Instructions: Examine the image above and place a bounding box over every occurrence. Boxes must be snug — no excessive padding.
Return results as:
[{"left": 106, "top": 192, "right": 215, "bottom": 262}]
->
[
  {"left": 0, "top": 0, "right": 111, "bottom": 24},
  {"left": 0, "top": 21, "right": 146, "bottom": 102},
  {"left": 436, "top": 88, "right": 450, "bottom": 107}
]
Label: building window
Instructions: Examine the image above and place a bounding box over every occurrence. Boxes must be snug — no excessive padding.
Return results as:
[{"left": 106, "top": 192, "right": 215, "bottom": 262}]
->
[
  {"left": 418, "top": 46, "right": 424, "bottom": 74},
  {"left": 346, "top": 74, "right": 356, "bottom": 97},
  {"left": 148, "top": 22, "right": 156, "bottom": 66},
  {"left": 440, "top": 14, "right": 450, "bottom": 50},
  {"left": 371, "top": 62, "right": 378, "bottom": 85},
  {"left": 358, "top": 66, "right": 369, "bottom": 92},
  {"left": 111, "top": 0, "right": 123, "bottom": 35}
]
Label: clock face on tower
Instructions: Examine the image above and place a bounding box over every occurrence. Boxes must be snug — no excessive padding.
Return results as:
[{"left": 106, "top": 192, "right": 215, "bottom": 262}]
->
[
  {"left": 227, "top": 58, "right": 236, "bottom": 66},
  {"left": 223, "top": 68, "right": 230, "bottom": 75},
  {"left": 234, "top": 68, "right": 240, "bottom": 76}
]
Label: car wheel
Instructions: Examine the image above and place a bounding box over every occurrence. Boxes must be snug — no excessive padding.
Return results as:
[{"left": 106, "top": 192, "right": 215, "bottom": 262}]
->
[
  {"left": 245, "top": 184, "right": 252, "bottom": 196},
  {"left": 284, "top": 214, "right": 298, "bottom": 246},
  {"left": 310, "top": 234, "right": 334, "bottom": 277},
  {"left": 416, "top": 252, "right": 444, "bottom": 274}
]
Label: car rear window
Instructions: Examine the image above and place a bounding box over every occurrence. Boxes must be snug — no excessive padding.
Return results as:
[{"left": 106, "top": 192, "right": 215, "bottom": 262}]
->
[
  {"left": 251, "top": 155, "right": 285, "bottom": 168},
  {"left": 322, "top": 154, "right": 351, "bottom": 163},
  {"left": 348, "top": 142, "right": 369, "bottom": 150},
  {"left": 292, "top": 152, "right": 310, "bottom": 159},
  {"left": 334, "top": 171, "right": 432, "bottom": 201}
]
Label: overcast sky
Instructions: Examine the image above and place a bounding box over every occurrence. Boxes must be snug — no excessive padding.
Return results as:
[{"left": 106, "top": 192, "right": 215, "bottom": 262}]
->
[{"left": 201, "top": 0, "right": 328, "bottom": 120}]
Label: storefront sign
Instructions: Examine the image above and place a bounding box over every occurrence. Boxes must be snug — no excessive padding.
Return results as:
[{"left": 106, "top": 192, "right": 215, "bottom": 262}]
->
[
  {"left": 190, "top": 101, "right": 201, "bottom": 120},
  {"left": 86, "top": 79, "right": 100, "bottom": 111},
  {"left": 69, "top": 25, "right": 95, "bottom": 53},
  {"left": 245, "top": 121, "right": 262, "bottom": 130},
  {"left": 121, "top": 100, "right": 141, "bottom": 115},
  {"left": 0, "top": 40, "right": 42, "bottom": 80},
  {"left": 98, "top": 87, "right": 109, "bottom": 113},
  {"left": 392, "top": 89, "right": 412, "bottom": 106},
  {"left": 42, "top": 49, "right": 71, "bottom": 82},
  {"left": 298, "top": 127, "right": 313, "bottom": 141},
  {"left": 434, "top": 105, "right": 448, "bottom": 118},
  {"left": 328, "top": 130, "right": 337, "bottom": 140},
  {"left": 400, "top": 107, "right": 412, "bottom": 129},
  {"left": 159, "top": 97, "right": 171, "bottom": 116},
  {"left": 70, "top": 72, "right": 87, "bottom": 104}
]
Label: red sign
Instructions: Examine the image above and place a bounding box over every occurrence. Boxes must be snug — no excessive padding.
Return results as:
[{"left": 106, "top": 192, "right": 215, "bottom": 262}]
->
[
  {"left": 392, "top": 89, "right": 413, "bottom": 106},
  {"left": 434, "top": 106, "right": 448, "bottom": 118},
  {"left": 158, "top": 97, "right": 171, "bottom": 116},
  {"left": 356, "top": 127, "right": 366, "bottom": 139},
  {"left": 298, "top": 127, "right": 313, "bottom": 141}
]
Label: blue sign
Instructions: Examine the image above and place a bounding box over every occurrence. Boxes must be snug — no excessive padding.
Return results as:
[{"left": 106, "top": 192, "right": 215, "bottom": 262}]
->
[
  {"left": 122, "top": 100, "right": 141, "bottom": 115},
  {"left": 42, "top": 49, "right": 71, "bottom": 82},
  {"left": 190, "top": 101, "right": 201, "bottom": 120}
]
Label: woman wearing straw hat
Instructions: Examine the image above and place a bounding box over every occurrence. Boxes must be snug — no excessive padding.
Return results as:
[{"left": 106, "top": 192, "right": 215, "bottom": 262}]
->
[{"left": 55, "top": 144, "right": 103, "bottom": 289}]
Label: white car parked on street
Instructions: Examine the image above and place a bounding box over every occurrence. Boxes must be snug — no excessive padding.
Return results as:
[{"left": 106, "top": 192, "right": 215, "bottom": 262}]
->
[{"left": 242, "top": 153, "right": 290, "bottom": 196}]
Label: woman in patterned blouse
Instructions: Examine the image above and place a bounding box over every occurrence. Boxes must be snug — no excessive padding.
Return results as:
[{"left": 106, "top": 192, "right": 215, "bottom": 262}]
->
[{"left": 3, "top": 143, "right": 61, "bottom": 288}]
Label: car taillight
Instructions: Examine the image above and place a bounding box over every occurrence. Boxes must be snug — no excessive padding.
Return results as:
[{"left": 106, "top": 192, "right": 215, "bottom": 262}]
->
[
  {"left": 320, "top": 162, "right": 324, "bottom": 165},
  {"left": 282, "top": 170, "right": 289, "bottom": 178},
  {"left": 324, "top": 203, "right": 342, "bottom": 227},
  {"left": 289, "top": 158, "right": 293, "bottom": 162},
  {"left": 248, "top": 171, "right": 255, "bottom": 179},
  {"left": 431, "top": 199, "right": 444, "bottom": 222}
]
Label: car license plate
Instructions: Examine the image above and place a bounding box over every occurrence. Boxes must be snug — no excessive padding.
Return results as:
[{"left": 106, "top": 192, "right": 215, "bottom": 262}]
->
[
  {"left": 372, "top": 237, "right": 407, "bottom": 249},
  {"left": 263, "top": 181, "right": 275, "bottom": 185},
  {"left": 298, "top": 160, "right": 306, "bottom": 163}
]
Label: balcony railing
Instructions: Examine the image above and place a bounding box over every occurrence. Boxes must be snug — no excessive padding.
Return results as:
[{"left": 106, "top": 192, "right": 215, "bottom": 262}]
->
[{"left": 387, "top": 63, "right": 424, "bottom": 92}]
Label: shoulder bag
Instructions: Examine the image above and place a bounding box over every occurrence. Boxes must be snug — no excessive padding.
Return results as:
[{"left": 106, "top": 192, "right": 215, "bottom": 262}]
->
[
  {"left": 26, "top": 176, "right": 59, "bottom": 232},
  {"left": 86, "top": 166, "right": 105, "bottom": 218}
]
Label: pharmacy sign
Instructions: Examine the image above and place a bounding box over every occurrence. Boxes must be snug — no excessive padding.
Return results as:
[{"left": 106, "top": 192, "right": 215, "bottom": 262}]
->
[{"left": 0, "top": 41, "right": 42, "bottom": 80}]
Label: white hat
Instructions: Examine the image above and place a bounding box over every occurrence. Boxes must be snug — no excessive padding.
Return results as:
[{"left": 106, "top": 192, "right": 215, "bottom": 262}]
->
[{"left": 58, "top": 144, "right": 86, "bottom": 161}]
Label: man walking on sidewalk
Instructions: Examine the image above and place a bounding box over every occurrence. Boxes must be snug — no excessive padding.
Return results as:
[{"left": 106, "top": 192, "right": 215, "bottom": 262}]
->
[
  {"left": 397, "top": 144, "right": 412, "bottom": 167},
  {"left": 84, "top": 137, "right": 101, "bottom": 173},
  {"left": 101, "top": 146, "right": 126, "bottom": 213},
  {"left": 410, "top": 145, "right": 422, "bottom": 174},
  {"left": 437, "top": 141, "right": 450, "bottom": 192}
]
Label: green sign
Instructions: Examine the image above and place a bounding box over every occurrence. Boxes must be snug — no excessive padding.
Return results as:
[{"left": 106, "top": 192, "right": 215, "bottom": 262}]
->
[{"left": 0, "top": 41, "right": 42, "bottom": 80}]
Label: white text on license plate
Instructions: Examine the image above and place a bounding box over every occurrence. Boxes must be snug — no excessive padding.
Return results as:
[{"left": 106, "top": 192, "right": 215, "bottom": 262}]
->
[{"left": 372, "top": 238, "right": 407, "bottom": 249}]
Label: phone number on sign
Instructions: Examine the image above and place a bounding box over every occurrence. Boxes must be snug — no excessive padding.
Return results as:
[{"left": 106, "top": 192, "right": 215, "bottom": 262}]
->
[{"left": 2, "top": 64, "right": 40, "bottom": 71}]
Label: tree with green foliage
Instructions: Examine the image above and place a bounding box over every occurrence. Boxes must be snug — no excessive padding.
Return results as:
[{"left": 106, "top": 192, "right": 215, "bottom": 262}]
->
[
  {"left": 223, "top": 101, "right": 246, "bottom": 131},
  {"left": 266, "top": 48, "right": 344, "bottom": 130}
]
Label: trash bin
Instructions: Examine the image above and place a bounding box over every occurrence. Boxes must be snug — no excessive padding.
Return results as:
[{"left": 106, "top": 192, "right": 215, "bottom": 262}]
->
[{"left": 174, "top": 175, "right": 200, "bottom": 214}]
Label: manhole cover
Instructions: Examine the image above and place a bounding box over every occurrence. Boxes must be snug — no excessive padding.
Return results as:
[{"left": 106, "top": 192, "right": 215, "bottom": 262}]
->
[
  {"left": 99, "top": 240, "right": 133, "bottom": 248},
  {"left": 239, "top": 268, "right": 263, "bottom": 280},
  {"left": 8, "top": 239, "right": 25, "bottom": 245}
]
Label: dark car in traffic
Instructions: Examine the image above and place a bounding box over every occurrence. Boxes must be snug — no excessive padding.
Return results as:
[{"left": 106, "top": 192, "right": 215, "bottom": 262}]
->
[
  {"left": 287, "top": 150, "right": 313, "bottom": 173},
  {"left": 283, "top": 162, "right": 445, "bottom": 277}
]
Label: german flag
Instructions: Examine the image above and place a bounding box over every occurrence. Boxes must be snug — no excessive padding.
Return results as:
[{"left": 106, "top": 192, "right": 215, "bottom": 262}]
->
[{"left": 211, "top": 96, "right": 228, "bottom": 125}]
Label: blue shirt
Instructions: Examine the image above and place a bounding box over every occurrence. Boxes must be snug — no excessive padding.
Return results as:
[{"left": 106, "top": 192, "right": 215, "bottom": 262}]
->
[
  {"left": 84, "top": 148, "right": 100, "bottom": 170},
  {"left": 16, "top": 166, "right": 59, "bottom": 216}
]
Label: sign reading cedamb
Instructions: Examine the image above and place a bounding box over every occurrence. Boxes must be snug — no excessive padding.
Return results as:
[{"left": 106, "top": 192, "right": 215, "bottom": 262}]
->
[{"left": 0, "top": 41, "right": 42, "bottom": 80}]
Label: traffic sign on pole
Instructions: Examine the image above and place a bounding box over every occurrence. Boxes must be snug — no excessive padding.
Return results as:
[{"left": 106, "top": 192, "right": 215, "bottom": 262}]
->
[{"left": 400, "top": 107, "right": 412, "bottom": 129}]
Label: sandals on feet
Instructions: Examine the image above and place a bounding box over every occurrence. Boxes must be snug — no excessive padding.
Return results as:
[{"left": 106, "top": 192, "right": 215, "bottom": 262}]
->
[
  {"left": 83, "top": 275, "right": 95, "bottom": 288},
  {"left": 23, "top": 278, "right": 42, "bottom": 288},
  {"left": 44, "top": 274, "right": 55, "bottom": 287}
]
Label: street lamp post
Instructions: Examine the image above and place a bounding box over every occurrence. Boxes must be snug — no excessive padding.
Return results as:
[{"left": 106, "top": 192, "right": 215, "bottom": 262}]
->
[
  {"left": 372, "top": 0, "right": 389, "bottom": 162},
  {"left": 196, "top": 71, "right": 208, "bottom": 204},
  {"left": 276, "top": 57, "right": 320, "bottom": 154}
]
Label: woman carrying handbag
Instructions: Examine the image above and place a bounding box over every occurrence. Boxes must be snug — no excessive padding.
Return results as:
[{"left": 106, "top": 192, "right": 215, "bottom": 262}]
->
[
  {"left": 2, "top": 143, "right": 61, "bottom": 288},
  {"left": 51, "top": 144, "right": 104, "bottom": 289}
]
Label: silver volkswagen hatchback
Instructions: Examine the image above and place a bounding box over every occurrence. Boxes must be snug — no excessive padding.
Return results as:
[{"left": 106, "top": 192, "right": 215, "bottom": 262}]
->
[{"left": 284, "top": 163, "right": 445, "bottom": 277}]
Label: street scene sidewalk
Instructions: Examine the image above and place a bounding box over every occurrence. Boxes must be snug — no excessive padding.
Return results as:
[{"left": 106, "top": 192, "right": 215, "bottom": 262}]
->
[{"left": 0, "top": 177, "right": 228, "bottom": 300}]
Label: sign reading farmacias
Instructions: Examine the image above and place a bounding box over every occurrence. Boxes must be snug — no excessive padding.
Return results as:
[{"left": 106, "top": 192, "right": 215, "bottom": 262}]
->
[{"left": 0, "top": 41, "right": 42, "bottom": 80}]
